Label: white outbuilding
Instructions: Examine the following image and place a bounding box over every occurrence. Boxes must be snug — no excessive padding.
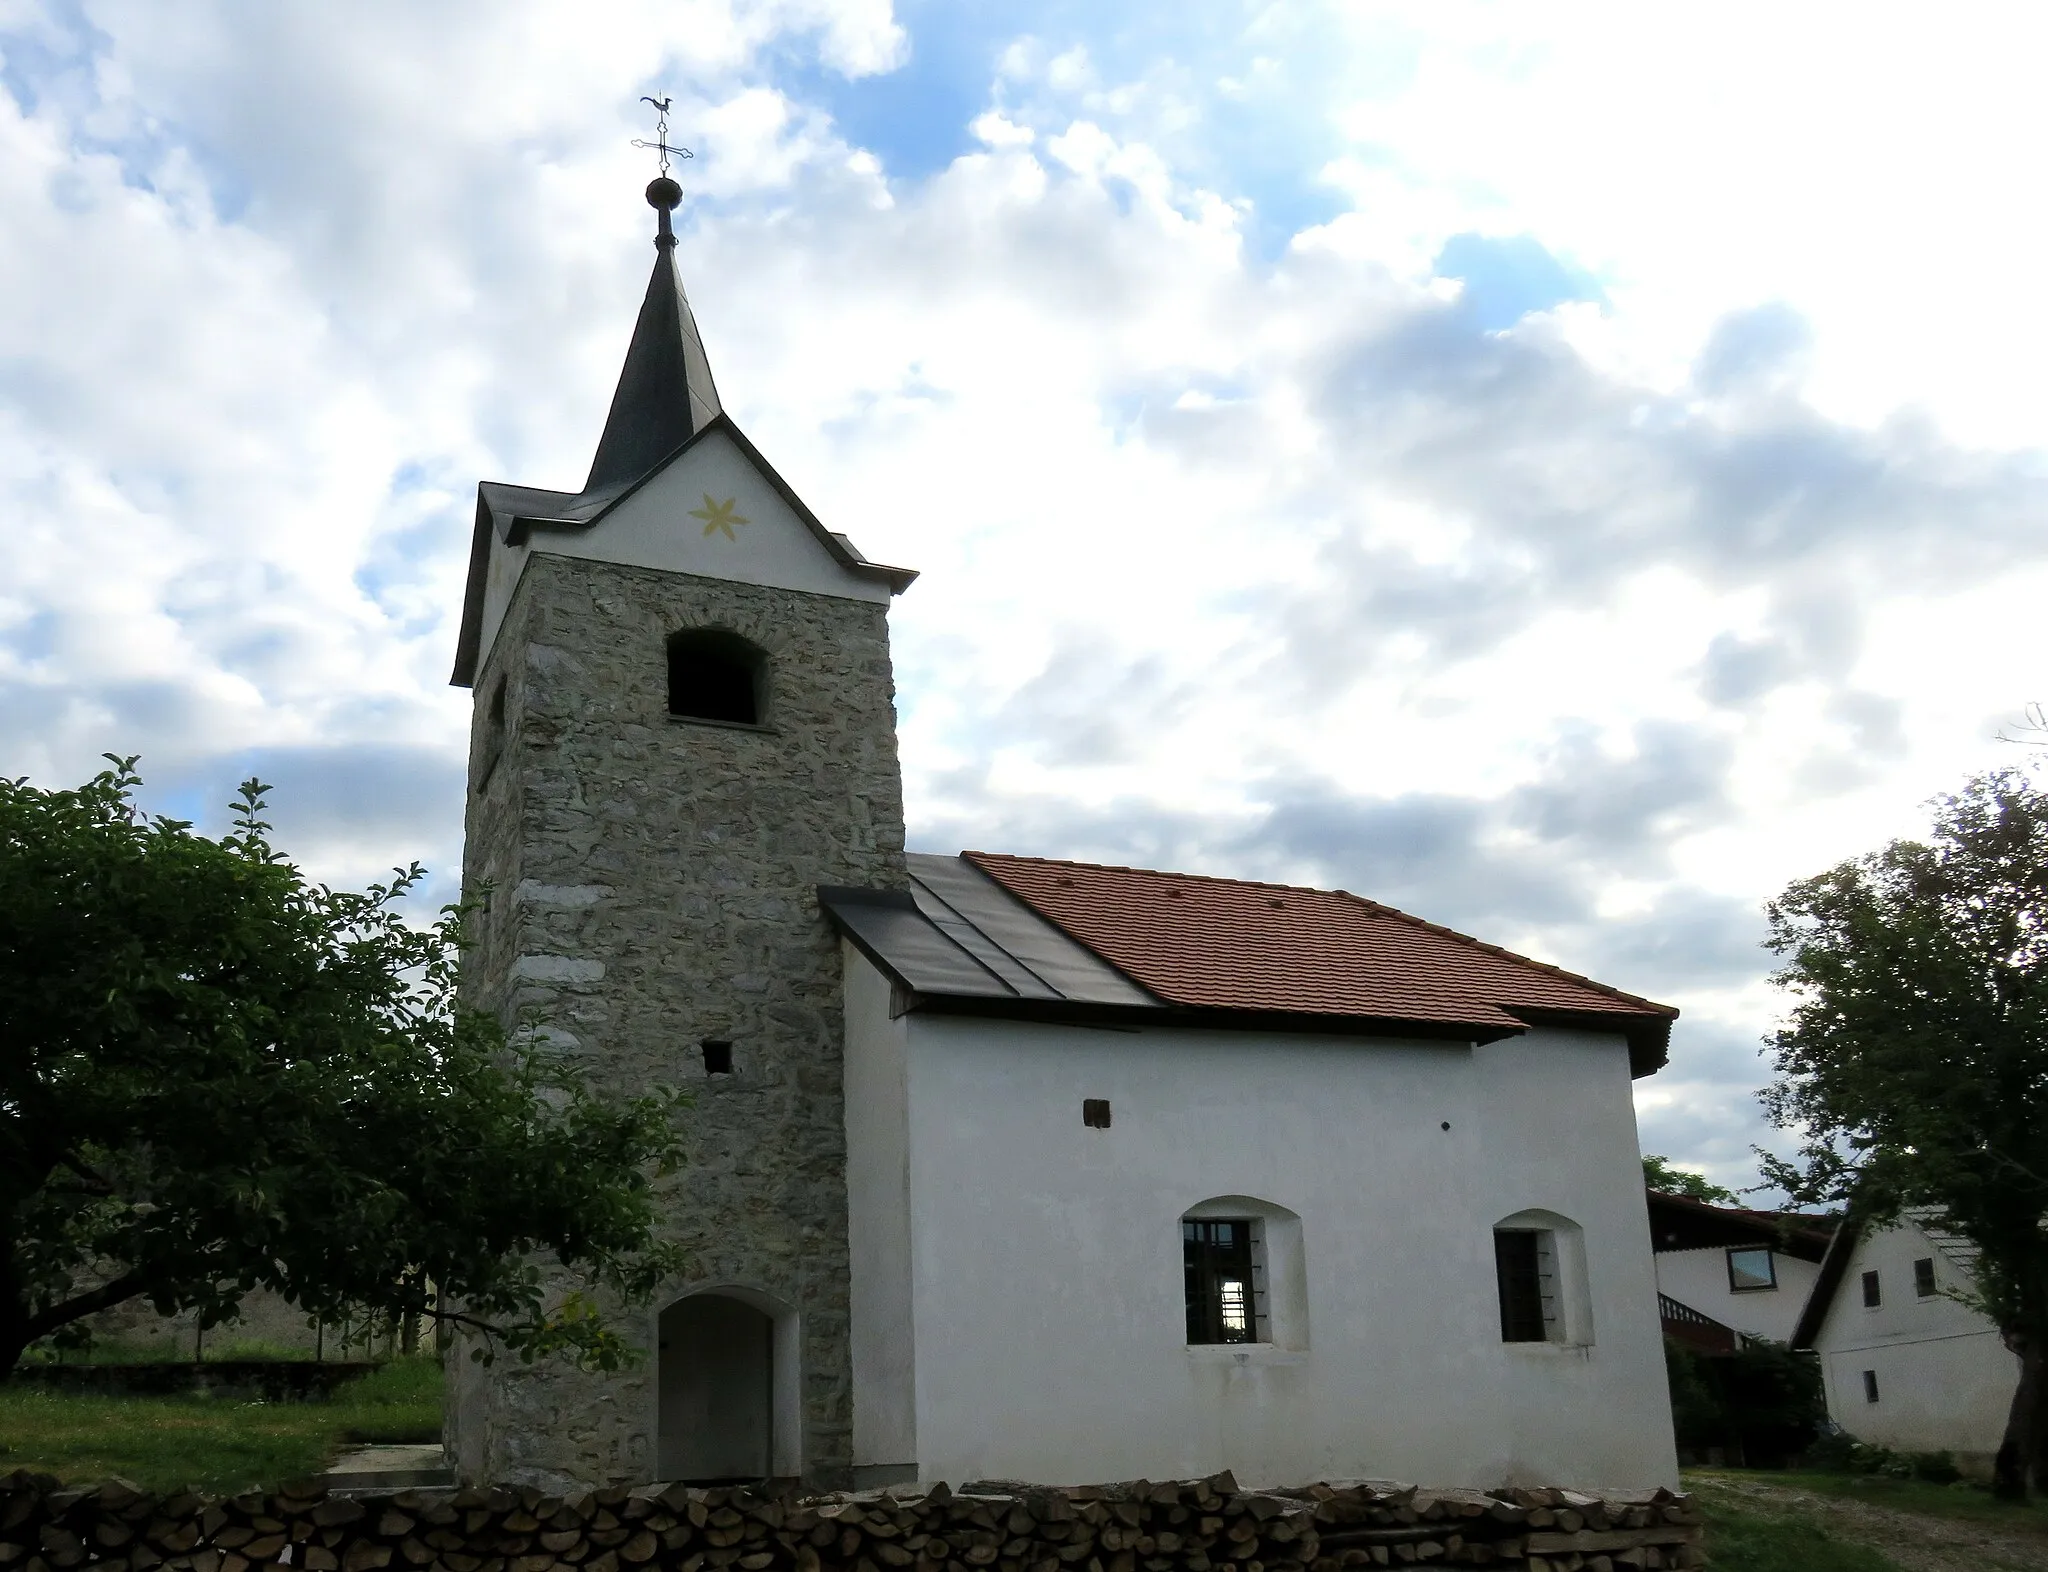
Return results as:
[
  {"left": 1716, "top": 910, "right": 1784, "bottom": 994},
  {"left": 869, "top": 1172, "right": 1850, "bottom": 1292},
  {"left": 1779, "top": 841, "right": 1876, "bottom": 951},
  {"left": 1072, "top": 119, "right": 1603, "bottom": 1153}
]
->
[{"left": 1793, "top": 1212, "right": 2020, "bottom": 1473}]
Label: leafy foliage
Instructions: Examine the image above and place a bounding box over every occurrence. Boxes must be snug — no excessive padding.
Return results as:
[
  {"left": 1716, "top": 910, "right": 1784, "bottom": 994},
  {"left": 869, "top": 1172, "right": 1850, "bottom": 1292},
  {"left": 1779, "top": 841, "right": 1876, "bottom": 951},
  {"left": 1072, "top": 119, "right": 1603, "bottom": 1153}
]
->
[
  {"left": 0, "top": 759, "right": 686, "bottom": 1375},
  {"left": 1644, "top": 1154, "right": 1741, "bottom": 1204},
  {"left": 1802, "top": 1432, "right": 1962, "bottom": 1484},
  {"left": 1666, "top": 1337, "right": 1827, "bottom": 1467},
  {"left": 1761, "top": 767, "right": 2048, "bottom": 1497}
]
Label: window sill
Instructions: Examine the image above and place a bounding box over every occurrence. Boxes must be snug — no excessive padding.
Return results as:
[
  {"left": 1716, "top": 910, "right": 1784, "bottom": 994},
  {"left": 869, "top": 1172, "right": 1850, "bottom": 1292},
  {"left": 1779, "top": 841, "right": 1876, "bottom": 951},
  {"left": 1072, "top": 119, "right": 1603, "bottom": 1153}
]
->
[
  {"left": 1185, "top": 1344, "right": 1307, "bottom": 1365},
  {"left": 666, "top": 713, "right": 778, "bottom": 735},
  {"left": 1503, "top": 1339, "right": 1594, "bottom": 1355}
]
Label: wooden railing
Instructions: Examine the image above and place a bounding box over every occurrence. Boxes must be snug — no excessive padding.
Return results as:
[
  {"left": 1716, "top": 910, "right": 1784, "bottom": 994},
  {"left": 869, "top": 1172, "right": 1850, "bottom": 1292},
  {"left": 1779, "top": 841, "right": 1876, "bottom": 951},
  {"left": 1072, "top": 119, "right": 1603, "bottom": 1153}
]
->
[{"left": 1660, "top": 1292, "right": 1741, "bottom": 1354}]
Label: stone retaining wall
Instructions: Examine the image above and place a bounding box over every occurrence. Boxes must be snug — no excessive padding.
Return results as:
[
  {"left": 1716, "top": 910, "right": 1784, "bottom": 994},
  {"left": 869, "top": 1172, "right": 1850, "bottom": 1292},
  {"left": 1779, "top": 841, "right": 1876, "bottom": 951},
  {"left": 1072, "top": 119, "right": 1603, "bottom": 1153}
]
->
[
  {"left": 0, "top": 1472, "right": 1704, "bottom": 1572},
  {"left": 8, "top": 1364, "right": 378, "bottom": 1403}
]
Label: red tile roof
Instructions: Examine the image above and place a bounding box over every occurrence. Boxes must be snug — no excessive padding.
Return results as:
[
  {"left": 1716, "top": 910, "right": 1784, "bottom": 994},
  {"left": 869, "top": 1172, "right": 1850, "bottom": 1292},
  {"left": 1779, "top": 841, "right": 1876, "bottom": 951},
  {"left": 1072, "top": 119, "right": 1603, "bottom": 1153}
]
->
[{"left": 963, "top": 851, "right": 1676, "bottom": 1068}]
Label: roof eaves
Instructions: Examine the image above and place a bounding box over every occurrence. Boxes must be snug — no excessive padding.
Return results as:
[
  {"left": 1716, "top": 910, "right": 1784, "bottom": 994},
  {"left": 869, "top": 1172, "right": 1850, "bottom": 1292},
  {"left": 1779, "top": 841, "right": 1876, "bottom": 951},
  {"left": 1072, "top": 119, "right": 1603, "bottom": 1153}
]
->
[
  {"left": 569, "top": 411, "right": 913, "bottom": 589},
  {"left": 1340, "top": 890, "right": 1680, "bottom": 1021},
  {"left": 901, "top": 991, "right": 1526, "bottom": 1043},
  {"left": 1645, "top": 1189, "right": 1835, "bottom": 1258},
  {"left": 450, "top": 493, "right": 494, "bottom": 688},
  {"left": 1502, "top": 1004, "right": 1672, "bottom": 1078},
  {"left": 711, "top": 416, "right": 917, "bottom": 594},
  {"left": 503, "top": 415, "right": 916, "bottom": 594},
  {"left": 1791, "top": 1208, "right": 1864, "bottom": 1351}
]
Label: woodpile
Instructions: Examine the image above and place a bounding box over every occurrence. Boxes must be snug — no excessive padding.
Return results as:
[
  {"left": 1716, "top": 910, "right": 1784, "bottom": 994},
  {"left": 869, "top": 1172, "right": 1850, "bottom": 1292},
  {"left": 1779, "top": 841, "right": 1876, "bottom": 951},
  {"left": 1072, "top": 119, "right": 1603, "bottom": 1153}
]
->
[{"left": 0, "top": 1471, "right": 1705, "bottom": 1572}]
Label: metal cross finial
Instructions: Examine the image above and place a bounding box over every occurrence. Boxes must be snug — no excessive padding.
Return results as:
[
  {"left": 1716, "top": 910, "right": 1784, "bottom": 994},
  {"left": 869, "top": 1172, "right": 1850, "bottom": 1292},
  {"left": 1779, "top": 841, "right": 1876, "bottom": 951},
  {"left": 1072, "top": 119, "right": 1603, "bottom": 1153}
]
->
[{"left": 633, "top": 95, "right": 693, "bottom": 178}]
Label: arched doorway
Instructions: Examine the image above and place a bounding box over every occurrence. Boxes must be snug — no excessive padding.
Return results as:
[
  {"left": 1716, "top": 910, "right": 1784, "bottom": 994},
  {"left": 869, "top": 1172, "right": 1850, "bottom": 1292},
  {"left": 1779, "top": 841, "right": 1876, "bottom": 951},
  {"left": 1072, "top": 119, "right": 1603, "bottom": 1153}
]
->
[{"left": 658, "top": 1292, "right": 778, "bottom": 1481}]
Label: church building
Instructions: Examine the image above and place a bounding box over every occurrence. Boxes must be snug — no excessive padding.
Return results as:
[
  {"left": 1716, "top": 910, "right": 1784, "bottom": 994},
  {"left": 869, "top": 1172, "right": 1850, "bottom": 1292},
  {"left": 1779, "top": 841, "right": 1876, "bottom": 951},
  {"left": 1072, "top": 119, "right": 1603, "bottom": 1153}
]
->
[{"left": 447, "top": 177, "right": 1684, "bottom": 1494}]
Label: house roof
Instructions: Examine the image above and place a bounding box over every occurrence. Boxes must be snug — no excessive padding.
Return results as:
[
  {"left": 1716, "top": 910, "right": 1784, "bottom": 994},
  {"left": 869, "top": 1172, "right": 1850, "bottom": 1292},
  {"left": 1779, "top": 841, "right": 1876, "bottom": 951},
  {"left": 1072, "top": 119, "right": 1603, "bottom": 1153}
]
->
[
  {"left": 966, "top": 851, "right": 1677, "bottom": 1073},
  {"left": 1792, "top": 1207, "right": 1866, "bottom": 1350},
  {"left": 1790, "top": 1206, "right": 1978, "bottom": 1350},
  {"left": 821, "top": 852, "right": 1677, "bottom": 1074},
  {"left": 1645, "top": 1189, "right": 1834, "bottom": 1261}
]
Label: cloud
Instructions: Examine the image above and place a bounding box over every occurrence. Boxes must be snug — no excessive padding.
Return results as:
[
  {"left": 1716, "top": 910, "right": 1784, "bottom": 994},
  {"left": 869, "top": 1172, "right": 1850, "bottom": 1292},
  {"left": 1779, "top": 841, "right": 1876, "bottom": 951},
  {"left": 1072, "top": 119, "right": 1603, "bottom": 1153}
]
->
[{"left": 5, "top": 0, "right": 2048, "bottom": 1196}]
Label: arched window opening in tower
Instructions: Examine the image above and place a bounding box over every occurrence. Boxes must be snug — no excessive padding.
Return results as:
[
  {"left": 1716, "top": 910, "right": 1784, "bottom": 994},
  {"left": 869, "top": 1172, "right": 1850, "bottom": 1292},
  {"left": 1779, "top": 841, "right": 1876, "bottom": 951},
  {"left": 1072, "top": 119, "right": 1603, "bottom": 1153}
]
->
[{"left": 667, "top": 629, "right": 766, "bottom": 726}]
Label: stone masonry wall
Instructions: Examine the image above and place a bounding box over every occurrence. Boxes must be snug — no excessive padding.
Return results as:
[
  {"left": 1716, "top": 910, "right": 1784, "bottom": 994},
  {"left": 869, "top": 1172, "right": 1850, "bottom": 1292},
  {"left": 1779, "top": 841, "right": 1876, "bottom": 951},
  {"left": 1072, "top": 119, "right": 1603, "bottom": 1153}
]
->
[{"left": 451, "top": 551, "right": 909, "bottom": 1491}]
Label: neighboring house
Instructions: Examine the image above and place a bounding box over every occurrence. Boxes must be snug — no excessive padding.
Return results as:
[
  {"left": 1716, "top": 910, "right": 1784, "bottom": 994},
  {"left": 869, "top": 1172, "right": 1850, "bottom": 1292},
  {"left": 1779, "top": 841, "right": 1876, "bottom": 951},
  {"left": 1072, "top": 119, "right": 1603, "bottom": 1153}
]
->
[
  {"left": 1647, "top": 1190, "right": 1832, "bottom": 1352},
  {"left": 444, "top": 175, "right": 1688, "bottom": 1495},
  {"left": 1792, "top": 1212, "right": 2020, "bottom": 1471}
]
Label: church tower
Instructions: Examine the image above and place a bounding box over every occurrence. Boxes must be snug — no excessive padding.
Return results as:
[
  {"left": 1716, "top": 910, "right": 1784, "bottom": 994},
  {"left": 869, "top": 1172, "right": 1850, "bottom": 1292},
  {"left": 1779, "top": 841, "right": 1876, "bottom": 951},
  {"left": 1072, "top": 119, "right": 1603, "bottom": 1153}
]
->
[{"left": 447, "top": 175, "right": 915, "bottom": 1490}]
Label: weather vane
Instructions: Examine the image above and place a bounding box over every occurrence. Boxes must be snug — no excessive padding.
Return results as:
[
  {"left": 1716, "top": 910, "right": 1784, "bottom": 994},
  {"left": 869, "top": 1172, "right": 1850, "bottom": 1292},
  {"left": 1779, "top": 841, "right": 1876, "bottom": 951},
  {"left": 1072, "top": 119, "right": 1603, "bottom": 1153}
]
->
[{"left": 632, "top": 96, "right": 693, "bottom": 179}]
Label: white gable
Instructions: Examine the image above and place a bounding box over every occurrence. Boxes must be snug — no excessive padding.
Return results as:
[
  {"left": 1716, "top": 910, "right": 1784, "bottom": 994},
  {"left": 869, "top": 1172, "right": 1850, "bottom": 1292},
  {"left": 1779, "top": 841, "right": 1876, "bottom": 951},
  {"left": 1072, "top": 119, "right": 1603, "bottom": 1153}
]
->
[
  {"left": 540, "top": 429, "right": 890, "bottom": 605},
  {"left": 466, "top": 427, "right": 894, "bottom": 680}
]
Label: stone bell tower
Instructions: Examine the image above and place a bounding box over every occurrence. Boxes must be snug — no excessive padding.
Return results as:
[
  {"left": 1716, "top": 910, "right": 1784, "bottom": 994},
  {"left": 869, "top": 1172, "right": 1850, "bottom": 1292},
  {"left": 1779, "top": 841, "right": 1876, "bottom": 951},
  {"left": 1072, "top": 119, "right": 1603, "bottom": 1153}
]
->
[{"left": 446, "top": 174, "right": 915, "bottom": 1491}]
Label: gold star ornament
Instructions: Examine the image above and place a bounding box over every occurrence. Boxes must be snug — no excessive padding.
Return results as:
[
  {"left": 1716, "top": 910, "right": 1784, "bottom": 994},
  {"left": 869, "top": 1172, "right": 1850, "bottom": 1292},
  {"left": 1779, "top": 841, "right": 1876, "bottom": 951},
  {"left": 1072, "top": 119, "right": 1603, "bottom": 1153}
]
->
[{"left": 689, "top": 494, "right": 749, "bottom": 541}]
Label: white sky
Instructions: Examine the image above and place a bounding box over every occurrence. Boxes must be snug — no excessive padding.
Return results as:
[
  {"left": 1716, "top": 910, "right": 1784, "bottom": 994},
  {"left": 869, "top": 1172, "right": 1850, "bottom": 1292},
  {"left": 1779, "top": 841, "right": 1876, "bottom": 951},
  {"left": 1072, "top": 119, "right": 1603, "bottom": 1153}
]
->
[{"left": 2, "top": 0, "right": 2044, "bottom": 1191}]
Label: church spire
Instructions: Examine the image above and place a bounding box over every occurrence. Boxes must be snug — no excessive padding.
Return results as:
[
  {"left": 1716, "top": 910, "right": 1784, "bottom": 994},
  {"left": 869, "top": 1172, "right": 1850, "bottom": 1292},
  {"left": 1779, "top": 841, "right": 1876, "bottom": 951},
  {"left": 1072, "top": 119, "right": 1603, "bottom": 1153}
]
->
[{"left": 583, "top": 175, "right": 724, "bottom": 494}]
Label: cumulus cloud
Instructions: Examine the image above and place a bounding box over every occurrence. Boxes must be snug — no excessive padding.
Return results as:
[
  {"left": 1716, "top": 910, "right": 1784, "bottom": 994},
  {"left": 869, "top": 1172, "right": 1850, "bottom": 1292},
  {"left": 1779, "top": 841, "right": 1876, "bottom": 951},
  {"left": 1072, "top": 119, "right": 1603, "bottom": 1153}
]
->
[{"left": 4, "top": 1, "right": 2047, "bottom": 1190}]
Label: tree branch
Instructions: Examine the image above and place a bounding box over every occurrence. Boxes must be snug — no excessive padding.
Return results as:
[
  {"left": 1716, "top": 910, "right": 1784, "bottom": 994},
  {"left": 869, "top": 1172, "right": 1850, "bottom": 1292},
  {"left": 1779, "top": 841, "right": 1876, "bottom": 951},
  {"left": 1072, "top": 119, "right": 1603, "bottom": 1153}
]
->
[{"left": 22, "top": 1270, "right": 157, "bottom": 1342}]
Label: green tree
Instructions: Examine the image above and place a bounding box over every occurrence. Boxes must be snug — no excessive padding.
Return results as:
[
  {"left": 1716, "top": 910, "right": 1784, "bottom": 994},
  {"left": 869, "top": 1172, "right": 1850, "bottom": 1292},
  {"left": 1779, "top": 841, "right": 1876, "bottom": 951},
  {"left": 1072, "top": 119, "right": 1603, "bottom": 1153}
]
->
[
  {"left": 1761, "top": 768, "right": 2048, "bottom": 1500},
  {"left": 0, "top": 759, "right": 685, "bottom": 1376},
  {"left": 1643, "top": 1154, "right": 1740, "bottom": 1205}
]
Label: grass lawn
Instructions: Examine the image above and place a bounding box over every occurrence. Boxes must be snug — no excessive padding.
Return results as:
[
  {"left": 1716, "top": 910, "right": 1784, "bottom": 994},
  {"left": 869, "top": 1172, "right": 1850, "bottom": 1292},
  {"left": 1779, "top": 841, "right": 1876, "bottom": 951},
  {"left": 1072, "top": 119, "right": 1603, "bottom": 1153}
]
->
[
  {"left": 1689, "top": 1467, "right": 2048, "bottom": 1572},
  {"left": 1692, "top": 1492, "right": 1905, "bottom": 1572},
  {"left": 1731, "top": 1467, "right": 2048, "bottom": 1536},
  {"left": 0, "top": 1358, "right": 441, "bottom": 1494}
]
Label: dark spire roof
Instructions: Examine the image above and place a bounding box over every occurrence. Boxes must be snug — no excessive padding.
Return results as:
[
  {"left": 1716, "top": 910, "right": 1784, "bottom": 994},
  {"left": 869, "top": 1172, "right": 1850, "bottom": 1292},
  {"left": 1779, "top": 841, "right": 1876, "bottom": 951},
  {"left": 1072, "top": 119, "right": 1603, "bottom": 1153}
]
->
[{"left": 583, "top": 177, "right": 723, "bottom": 493}]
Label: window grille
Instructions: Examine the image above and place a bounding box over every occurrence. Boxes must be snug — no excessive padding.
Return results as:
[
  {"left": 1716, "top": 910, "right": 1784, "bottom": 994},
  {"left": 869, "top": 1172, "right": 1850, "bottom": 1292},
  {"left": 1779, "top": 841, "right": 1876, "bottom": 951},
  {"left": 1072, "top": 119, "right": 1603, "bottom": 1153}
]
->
[
  {"left": 1913, "top": 1257, "right": 1937, "bottom": 1298},
  {"left": 1495, "top": 1229, "right": 1552, "bottom": 1342},
  {"left": 1184, "top": 1219, "right": 1260, "bottom": 1344}
]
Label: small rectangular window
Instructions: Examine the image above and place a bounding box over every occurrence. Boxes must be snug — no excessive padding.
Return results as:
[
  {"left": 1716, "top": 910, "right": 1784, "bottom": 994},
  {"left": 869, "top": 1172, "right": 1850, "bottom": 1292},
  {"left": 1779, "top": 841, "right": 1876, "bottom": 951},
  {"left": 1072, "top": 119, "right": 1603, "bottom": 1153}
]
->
[
  {"left": 701, "top": 1040, "right": 734, "bottom": 1076},
  {"left": 1495, "top": 1229, "right": 1554, "bottom": 1342},
  {"left": 1862, "top": 1369, "right": 1880, "bottom": 1404},
  {"left": 1861, "top": 1269, "right": 1882, "bottom": 1308},
  {"left": 1913, "top": 1257, "right": 1937, "bottom": 1298},
  {"left": 1727, "top": 1247, "right": 1777, "bottom": 1292},
  {"left": 1184, "top": 1220, "right": 1258, "bottom": 1345},
  {"left": 1082, "top": 1098, "right": 1112, "bottom": 1128}
]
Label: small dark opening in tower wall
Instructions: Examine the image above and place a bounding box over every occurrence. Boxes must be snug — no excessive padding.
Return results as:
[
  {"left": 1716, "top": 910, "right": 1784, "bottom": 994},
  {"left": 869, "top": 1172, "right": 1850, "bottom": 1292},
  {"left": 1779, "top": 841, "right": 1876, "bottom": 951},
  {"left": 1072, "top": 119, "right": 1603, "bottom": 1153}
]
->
[{"left": 667, "top": 629, "right": 765, "bottom": 725}]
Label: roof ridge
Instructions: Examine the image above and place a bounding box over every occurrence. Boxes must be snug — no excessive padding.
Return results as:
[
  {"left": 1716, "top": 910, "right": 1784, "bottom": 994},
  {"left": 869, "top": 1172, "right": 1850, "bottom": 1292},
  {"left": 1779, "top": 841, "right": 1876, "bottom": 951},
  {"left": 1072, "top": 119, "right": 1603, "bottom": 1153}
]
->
[
  {"left": 963, "top": 850, "right": 1351, "bottom": 901},
  {"left": 1647, "top": 1188, "right": 1835, "bottom": 1239}
]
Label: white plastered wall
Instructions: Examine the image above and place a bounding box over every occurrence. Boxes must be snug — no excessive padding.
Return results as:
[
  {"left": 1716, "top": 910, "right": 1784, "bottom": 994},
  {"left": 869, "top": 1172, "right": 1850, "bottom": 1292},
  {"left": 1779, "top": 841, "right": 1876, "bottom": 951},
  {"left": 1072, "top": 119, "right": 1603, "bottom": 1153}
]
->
[
  {"left": 1813, "top": 1219, "right": 2019, "bottom": 1462},
  {"left": 843, "top": 942, "right": 917, "bottom": 1477},
  {"left": 474, "top": 428, "right": 888, "bottom": 675},
  {"left": 840, "top": 951, "right": 1677, "bottom": 1491},
  {"left": 1654, "top": 1248, "right": 1822, "bottom": 1344}
]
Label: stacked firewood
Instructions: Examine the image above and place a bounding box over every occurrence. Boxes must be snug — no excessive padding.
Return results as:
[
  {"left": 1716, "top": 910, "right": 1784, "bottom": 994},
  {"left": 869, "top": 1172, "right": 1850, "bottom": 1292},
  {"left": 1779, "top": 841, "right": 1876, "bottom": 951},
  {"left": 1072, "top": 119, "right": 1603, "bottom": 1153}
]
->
[{"left": 0, "top": 1471, "right": 1704, "bottom": 1572}]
